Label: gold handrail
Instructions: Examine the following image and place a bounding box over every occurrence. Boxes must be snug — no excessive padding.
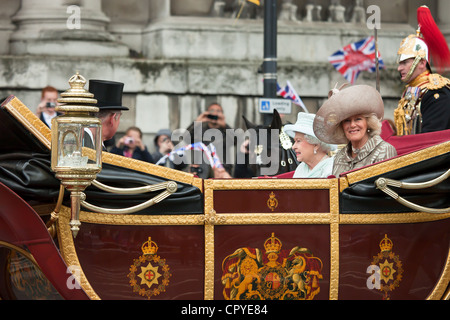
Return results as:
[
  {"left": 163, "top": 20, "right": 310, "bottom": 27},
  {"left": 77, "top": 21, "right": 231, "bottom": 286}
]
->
[
  {"left": 375, "top": 169, "right": 450, "bottom": 214},
  {"left": 91, "top": 179, "right": 175, "bottom": 195},
  {"left": 80, "top": 180, "right": 178, "bottom": 215}
]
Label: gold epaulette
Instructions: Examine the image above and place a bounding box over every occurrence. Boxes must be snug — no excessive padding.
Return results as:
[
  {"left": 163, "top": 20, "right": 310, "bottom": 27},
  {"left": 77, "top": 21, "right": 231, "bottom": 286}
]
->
[
  {"left": 424, "top": 74, "right": 450, "bottom": 91},
  {"left": 395, "top": 73, "right": 450, "bottom": 136}
]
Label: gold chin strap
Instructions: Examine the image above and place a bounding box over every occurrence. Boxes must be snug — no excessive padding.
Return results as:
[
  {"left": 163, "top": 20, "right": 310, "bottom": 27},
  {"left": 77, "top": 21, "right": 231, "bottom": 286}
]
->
[{"left": 404, "top": 55, "right": 423, "bottom": 83}]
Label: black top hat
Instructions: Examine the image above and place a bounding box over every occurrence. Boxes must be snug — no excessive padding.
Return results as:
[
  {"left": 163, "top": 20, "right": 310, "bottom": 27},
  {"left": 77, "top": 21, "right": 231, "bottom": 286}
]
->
[{"left": 89, "top": 79, "right": 129, "bottom": 111}]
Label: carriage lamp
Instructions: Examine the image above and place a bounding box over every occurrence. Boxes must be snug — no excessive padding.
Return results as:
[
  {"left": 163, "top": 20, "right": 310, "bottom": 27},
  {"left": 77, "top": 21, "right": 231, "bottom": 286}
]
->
[{"left": 51, "top": 72, "right": 102, "bottom": 238}]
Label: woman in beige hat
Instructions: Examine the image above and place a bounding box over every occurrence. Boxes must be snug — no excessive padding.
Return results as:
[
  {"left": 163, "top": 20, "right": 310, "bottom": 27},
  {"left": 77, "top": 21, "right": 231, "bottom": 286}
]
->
[
  {"left": 284, "top": 112, "right": 335, "bottom": 178},
  {"left": 313, "top": 85, "right": 397, "bottom": 177}
]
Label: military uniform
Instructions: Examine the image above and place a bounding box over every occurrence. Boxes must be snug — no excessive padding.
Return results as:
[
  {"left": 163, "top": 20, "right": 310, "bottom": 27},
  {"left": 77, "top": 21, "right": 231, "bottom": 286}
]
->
[
  {"left": 394, "top": 6, "right": 450, "bottom": 136},
  {"left": 395, "top": 71, "right": 450, "bottom": 135}
]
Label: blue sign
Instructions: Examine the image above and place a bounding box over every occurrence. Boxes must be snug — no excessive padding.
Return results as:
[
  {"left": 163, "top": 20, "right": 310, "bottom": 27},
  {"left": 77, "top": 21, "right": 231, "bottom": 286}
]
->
[
  {"left": 261, "top": 100, "right": 271, "bottom": 111},
  {"left": 258, "top": 99, "right": 292, "bottom": 114}
]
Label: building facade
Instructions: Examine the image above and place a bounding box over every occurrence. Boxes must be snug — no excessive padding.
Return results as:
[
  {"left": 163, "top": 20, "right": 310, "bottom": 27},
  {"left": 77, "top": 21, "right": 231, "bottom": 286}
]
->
[{"left": 0, "top": 0, "right": 449, "bottom": 151}]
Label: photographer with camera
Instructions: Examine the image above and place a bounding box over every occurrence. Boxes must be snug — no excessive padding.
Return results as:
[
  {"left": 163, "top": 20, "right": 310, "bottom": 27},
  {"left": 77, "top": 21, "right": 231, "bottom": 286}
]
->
[
  {"left": 185, "top": 102, "right": 234, "bottom": 178},
  {"left": 36, "top": 86, "right": 61, "bottom": 128},
  {"left": 192, "top": 103, "right": 227, "bottom": 130},
  {"left": 110, "top": 126, "right": 154, "bottom": 163}
]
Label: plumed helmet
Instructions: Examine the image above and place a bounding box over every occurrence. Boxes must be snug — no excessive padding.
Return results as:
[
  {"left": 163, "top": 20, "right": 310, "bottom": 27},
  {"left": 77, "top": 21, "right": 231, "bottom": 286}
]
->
[
  {"left": 397, "top": 33, "right": 429, "bottom": 64},
  {"left": 397, "top": 6, "right": 450, "bottom": 72}
]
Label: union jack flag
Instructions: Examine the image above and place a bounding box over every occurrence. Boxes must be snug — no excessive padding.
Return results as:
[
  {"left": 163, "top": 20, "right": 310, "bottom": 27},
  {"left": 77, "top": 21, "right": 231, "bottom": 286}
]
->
[
  {"left": 328, "top": 36, "right": 384, "bottom": 84},
  {"left": 156, "top": 142, "right": 224, "bottom": 169},
  {"left": 277, "top": 81, "right": 308, "bottom": 113}
]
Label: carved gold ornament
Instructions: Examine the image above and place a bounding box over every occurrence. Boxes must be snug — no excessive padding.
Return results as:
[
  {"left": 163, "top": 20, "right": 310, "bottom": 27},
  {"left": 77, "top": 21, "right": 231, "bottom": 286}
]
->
[
  {"left": 267, "top": 192, "right": 279, "bottom": 212},
  {"left": 370, "top": 235, "right": 403, "bottom": 300},
  {"left": 128, "top": 237, "right": 171, "bottom": 300}
]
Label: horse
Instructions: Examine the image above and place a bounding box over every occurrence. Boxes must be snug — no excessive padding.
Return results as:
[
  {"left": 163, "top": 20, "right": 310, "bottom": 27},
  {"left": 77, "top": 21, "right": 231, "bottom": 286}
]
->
[{"left": 236, "top": 110, "right": 299, "bottom": 178}]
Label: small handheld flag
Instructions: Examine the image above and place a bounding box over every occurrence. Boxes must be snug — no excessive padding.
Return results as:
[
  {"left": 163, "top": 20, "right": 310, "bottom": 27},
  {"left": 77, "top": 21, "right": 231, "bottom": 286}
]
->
[{"left": 277, "top": 81, "right": 308, "bottom": 113}]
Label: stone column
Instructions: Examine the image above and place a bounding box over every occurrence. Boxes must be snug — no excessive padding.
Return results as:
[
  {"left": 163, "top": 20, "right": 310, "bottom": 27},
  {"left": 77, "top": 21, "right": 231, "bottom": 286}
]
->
[
  {"left": 304, "top": 3, "right": 314, "bottom": 22},
  {"left": 328, "top": 0, "right": 345, "bottom": 23},
  {"left": 102, "top": 0, "right": 150, "bottom": 54},
  {"left": 171, "top": 0, "right": 214, "bottom": 16},
  {"left": 279, "top": 0, "right": 299, "bottom": 22},
  {"left": 10, "top": 0, "right": 128, "bottom": 57},
  {"left": 0, "top": 0, "right": 20, "bottom": 54},
  {"left": 211, "top": 0, "right": 226, "bottom": 17},
  {"left": 149, "top": 0, "right": 171, "bottom": 21},
  {"left": 350, "top": 0, "right": 365, "bottom": 24}
]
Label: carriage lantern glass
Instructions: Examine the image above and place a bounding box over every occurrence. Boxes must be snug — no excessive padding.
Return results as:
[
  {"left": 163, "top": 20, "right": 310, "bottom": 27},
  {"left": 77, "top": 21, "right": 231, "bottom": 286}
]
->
[{"left": 51, "top": 72, "right": 102, "bottom": 238}]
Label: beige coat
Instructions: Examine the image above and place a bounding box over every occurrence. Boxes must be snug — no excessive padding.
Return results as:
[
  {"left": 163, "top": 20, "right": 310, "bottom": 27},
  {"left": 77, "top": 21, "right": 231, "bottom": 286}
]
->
[{"left": 332, "top": 135, "right": 397, "bottom": 177}]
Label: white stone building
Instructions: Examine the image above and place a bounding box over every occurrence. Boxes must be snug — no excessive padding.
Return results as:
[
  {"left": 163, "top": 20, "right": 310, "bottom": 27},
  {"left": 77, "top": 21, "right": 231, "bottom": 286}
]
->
[{"left": 0, "top": 0, "right": 449, "bottom": 152}]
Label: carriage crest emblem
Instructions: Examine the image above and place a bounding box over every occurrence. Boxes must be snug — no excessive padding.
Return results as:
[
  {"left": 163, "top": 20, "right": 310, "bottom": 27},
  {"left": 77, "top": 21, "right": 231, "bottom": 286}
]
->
[
  {"left": 127, "top": 237, "right": 172, "bottom": 299},
  {"left": 370, "top": 234, "right": 403, "bottom": 300},
  {"left": 267, "top": 192, "right": 279, "bottom": 211}
]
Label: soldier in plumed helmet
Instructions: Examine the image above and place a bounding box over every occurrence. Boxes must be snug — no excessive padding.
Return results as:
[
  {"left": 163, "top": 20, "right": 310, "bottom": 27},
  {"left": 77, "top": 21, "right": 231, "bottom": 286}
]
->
[{"left": 395, "top": 6, "right": 450, "bottom": 136}]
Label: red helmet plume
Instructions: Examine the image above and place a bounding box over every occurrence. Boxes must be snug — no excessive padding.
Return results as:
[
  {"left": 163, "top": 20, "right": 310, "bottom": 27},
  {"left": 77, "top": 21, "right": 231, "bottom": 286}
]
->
[{"left": 417, "top": 5, "right": 450, "bottom": 71}]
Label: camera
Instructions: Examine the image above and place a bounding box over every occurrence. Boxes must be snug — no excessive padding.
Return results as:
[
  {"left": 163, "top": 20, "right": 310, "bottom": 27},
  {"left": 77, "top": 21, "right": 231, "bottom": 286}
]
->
[
  {"left": 124, "top": 137, "right": 134, "bottom": 145},
  {"left": 46, "top": 102, "right": 56, "bottom": 108},
  {"left": 190, "top": 166, "right": 203, "bottom": 175},
  {"left": 207, "top": 114, "right": 218, "bottom": 121}
]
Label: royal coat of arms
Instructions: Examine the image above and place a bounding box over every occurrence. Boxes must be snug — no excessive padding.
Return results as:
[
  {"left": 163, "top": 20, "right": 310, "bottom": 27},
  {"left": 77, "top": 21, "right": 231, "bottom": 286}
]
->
[
  {"left": 221, "top": 233, "right": 323, "bottom": 300},
  {"left": 127, "top": 237, "right": 172, "bottom": 300}
]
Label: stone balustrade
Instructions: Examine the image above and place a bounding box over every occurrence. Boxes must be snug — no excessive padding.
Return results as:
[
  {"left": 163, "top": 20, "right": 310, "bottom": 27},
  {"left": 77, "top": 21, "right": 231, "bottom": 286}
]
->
[{"left": 1, "top": 0, "right": 442, "bottom": 57}]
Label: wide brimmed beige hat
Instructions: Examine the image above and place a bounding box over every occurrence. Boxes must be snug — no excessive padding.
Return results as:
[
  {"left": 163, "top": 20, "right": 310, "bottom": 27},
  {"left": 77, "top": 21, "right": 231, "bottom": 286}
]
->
[{"left": 313, "top": 85, "right": 384, "bottom": 145}]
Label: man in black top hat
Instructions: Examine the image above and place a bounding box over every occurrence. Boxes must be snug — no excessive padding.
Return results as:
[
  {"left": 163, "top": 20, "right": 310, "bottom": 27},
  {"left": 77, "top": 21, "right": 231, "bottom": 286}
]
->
[{"left": 84, "top": 80, "right": 129, "bottom": 150}]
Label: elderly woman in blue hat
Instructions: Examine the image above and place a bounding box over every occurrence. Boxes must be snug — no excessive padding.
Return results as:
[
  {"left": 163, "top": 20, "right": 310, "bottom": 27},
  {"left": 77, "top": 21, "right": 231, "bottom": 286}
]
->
[{"left": 284, "top": 112, "right": 335, "bottom": 178}]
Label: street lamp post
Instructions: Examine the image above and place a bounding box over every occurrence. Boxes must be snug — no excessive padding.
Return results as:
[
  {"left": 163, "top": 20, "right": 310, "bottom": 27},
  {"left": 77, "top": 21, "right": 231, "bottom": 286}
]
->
[{"left": 263, "top": 0, "right": 278, "bottom": 125}]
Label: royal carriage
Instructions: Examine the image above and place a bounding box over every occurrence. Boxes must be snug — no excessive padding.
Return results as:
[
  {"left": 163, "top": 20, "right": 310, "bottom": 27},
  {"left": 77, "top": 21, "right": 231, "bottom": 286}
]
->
[{"left": 0, "top": 82, "right": 449, "bottom": 301}]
